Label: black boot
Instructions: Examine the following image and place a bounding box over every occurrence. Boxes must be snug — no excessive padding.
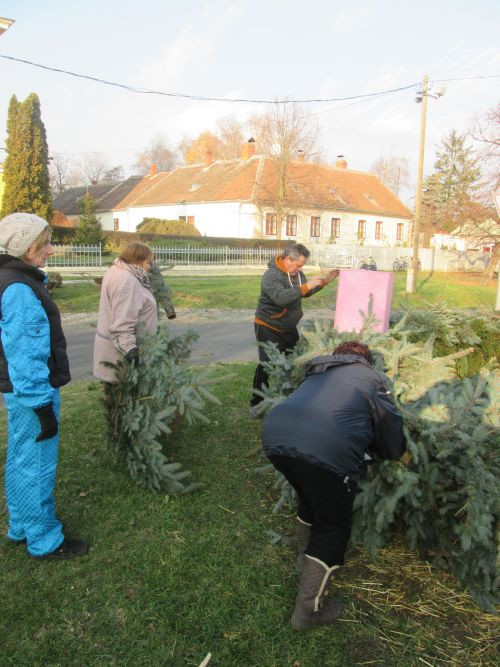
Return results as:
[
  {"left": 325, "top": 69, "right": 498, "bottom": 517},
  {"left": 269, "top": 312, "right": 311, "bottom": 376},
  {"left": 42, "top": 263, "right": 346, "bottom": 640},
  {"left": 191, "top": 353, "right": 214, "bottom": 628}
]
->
[{"left": 33, "top": 538, "right": 89, "bottom": 560}]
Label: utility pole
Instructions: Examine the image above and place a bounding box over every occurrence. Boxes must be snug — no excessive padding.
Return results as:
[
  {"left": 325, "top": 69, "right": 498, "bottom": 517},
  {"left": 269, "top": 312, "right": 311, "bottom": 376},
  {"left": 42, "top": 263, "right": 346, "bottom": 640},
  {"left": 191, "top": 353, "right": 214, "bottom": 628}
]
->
[{"left": 406, "top": 75, "right": 429, "bottom": 294}]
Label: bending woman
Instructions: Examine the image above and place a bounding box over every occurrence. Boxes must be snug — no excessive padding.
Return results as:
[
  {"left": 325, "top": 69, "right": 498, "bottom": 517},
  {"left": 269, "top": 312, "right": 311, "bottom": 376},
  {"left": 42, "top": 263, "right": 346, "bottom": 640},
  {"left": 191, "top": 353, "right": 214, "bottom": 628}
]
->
[
  {"left": 0, "top": 212, "right": 88, "bottom": 559},
  {"left": 93, "top": 242, "right": 158, "bottom": 383}
]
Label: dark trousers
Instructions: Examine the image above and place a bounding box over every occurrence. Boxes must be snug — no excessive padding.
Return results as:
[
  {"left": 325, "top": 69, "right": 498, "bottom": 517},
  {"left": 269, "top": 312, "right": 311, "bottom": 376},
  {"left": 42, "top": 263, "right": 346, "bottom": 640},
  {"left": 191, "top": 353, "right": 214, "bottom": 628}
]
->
[
  {"left": 250, "top": 324, "right": 299, "bottom": 406},
  {"left": 268, "top": 455, "right": 357, "bottom": 567}
]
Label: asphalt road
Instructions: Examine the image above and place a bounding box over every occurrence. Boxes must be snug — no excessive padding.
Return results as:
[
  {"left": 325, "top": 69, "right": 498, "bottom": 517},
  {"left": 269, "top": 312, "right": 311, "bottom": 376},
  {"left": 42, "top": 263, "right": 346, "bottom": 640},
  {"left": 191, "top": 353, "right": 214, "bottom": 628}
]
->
[{"left": 65, "top": 319, "right": 258, "bottom": 382}]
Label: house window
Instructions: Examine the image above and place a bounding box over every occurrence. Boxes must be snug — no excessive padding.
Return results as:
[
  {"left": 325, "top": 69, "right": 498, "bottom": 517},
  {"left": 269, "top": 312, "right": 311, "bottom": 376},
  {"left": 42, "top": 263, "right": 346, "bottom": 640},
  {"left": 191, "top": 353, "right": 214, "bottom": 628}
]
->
[
  {"left": 331, "top": 217, "right": 340, "bottom": 238},
  {"left": 179, "top": 216, "right": 186, "bottom": 222},
  {"left": 375, "top": 221, "right": 383, "bottom": 240},
  {"left": 187, "top": 216, "right": 195, "bottom": 226},
  {"left": 113, "top": 218, "right": 119, "bottom": 231},
  {"left": 286, "top": 215, "right": 297, "bottom": 236},
  {"left": 357, "top": 220, "right": 366, "bottom": 240},
  {"left": 265, "top": 212, "right": 277, "bottom": 235},
  {"left": 396, "top": 223, "right": 403, "bottom": 241},
  {"left": 310, "top": 216, "right": 321, "bottom": 237}
]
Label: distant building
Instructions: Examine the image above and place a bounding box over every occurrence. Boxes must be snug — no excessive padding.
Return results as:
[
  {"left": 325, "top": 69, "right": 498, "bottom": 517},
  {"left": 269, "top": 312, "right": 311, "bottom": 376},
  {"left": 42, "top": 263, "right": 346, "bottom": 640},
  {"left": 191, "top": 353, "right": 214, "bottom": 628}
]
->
[{"left": 54, "top": 144, "right": 412, "bottom": 245}]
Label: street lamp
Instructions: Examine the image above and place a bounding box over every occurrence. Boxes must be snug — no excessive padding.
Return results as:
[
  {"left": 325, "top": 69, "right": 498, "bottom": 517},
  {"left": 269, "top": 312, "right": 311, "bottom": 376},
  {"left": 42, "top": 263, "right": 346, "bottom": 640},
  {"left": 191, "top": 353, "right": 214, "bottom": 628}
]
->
[
  {"left": 0, "top": 17, "right": 15, "bottom": 35},
  {"left": 406, "top": 75, "right": 445, "bottom": 293}
]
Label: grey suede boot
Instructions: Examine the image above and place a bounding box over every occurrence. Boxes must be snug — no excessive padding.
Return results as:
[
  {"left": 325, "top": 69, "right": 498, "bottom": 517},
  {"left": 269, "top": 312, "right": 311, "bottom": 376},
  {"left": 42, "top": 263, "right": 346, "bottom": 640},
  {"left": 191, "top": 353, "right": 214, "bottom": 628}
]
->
[
  {"left": 291, "top": 555, "right": 342, "bottom": 630},
  {"left": 296, "top": 517, "right": 311, "bottom": 574}
]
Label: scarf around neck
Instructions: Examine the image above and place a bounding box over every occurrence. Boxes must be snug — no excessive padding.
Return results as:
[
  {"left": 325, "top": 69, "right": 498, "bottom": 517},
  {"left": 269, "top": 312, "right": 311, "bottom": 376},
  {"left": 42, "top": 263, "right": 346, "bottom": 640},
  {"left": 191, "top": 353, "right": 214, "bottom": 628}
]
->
[{"left": 114, "top": 258, "right": 153, "bottom": 291}]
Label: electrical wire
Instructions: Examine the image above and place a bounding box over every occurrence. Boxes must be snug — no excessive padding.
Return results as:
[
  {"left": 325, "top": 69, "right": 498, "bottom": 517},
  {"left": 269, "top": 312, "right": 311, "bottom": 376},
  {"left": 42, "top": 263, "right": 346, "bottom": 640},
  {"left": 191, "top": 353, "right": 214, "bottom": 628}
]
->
[{"left": 0, "top": 52, "right": 419, "bottom": 103}]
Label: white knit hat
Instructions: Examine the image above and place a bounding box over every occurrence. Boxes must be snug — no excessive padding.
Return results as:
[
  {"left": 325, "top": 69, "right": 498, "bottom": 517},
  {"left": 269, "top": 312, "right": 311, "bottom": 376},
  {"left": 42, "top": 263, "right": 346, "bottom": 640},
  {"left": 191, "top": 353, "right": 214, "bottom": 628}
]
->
[{"left": 0, "top": 212, "right": 49, "bottom": 257}]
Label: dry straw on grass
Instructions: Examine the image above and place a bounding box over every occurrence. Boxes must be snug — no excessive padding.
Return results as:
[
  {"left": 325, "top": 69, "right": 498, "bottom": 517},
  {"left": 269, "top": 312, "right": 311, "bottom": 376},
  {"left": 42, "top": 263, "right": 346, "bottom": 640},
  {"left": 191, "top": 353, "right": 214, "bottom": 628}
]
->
[{"left": 333, "top": 539, "right": 499, "bottom": 665}]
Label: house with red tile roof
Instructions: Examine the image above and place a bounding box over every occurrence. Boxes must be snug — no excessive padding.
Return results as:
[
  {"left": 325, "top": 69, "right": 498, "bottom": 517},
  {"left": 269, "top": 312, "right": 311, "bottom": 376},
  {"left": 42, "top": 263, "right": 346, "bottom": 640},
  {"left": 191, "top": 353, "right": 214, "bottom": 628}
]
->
[{"left": 59, "top": 142, "right": 411, "bottom": 246}]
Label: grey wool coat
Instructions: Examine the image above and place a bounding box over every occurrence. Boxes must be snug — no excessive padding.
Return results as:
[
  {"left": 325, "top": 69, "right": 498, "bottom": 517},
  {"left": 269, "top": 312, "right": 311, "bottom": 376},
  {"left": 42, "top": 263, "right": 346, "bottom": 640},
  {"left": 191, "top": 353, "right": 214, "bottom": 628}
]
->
[{"left": 93, "top": 261, "right": 158, "bottom": 383}]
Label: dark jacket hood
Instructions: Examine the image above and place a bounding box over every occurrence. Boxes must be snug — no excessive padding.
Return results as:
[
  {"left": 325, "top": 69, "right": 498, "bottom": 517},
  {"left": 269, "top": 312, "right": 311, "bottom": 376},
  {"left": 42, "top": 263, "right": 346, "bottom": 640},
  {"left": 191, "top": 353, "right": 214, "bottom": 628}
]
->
[{"left": 306, "top": 353, "right": 371, "bottom": 376}]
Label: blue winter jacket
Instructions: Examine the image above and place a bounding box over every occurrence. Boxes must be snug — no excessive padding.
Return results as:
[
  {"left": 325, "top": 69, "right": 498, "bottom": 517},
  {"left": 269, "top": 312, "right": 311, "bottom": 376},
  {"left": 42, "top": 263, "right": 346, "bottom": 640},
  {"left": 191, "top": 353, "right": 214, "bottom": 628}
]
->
[{"left": 0, "top": 256, "right": 70, "bottom": 408}]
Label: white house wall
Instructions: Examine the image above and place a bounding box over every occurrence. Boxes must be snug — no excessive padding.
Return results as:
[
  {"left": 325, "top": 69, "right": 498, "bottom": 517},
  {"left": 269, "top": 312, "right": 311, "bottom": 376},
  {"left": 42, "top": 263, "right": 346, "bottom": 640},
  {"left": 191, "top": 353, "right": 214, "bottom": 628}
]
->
[
  {"left": 267, "top": 209, "right": 410, "bottom": 246},
  {"left": 113, "top": 202, "right": 259, "bottom": 237},
  {"left": 97, "top": 211, "right": 114, "bottom": 231},
  {"left": 112, "top": 201, "right": 410, "bottom": 246}
]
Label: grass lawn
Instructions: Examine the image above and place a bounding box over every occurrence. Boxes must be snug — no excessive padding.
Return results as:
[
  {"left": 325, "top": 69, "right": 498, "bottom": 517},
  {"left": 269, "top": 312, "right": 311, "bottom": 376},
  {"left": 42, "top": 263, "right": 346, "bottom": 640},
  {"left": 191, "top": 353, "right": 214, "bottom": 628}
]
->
[
  {"left": 1, "top": 365, "right": 496, "bottom": 666},
  {"left": 53, "top": 271, "right": 496, "bottom": 313}
]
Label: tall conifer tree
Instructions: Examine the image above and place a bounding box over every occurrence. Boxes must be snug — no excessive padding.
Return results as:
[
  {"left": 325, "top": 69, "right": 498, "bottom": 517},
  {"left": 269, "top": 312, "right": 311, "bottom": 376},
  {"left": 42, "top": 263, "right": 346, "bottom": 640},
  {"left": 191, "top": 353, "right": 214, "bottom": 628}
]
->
[{"left": 1, "top": 93, "right": 52, "bottom": 219}]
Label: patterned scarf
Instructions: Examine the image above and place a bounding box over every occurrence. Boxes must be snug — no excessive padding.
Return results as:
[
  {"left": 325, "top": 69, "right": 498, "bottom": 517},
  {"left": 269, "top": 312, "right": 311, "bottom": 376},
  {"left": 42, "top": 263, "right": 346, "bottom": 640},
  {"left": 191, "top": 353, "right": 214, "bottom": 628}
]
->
[{"left": 114, "top": 258, "right": 153, "bottom": 291}]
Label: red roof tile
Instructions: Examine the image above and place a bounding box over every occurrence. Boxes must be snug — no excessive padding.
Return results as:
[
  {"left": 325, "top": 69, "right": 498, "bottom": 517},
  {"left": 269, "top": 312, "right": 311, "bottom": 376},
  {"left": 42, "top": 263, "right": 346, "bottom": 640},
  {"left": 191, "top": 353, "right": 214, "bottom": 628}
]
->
[{"left": 114, "top": 156, "right": 412, "bottom": 219}]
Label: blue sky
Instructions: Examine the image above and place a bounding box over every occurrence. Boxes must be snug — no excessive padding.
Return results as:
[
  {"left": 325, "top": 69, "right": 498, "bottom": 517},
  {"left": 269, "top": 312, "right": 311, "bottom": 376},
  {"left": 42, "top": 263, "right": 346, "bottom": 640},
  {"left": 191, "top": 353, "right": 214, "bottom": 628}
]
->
[{"left": 0, "top": 0, "right": 498, "bottom": 198}]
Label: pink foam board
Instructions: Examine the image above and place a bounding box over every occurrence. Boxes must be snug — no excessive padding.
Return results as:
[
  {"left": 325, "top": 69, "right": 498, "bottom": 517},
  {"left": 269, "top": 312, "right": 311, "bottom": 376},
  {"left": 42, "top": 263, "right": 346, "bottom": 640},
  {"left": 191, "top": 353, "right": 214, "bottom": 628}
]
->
[{"left": 334, "top": 269, "right": 393, "bottom": 333}]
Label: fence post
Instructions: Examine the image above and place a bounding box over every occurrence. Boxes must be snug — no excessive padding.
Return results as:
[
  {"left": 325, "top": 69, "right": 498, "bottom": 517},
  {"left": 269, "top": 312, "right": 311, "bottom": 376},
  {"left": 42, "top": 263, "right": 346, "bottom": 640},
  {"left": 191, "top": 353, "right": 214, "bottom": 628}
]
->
[
  {"left": 99, "top": 242, "right": 102, "bottom": 267},
  {"left": 225, "top": 246, "right": 228, "bottom": 266}
]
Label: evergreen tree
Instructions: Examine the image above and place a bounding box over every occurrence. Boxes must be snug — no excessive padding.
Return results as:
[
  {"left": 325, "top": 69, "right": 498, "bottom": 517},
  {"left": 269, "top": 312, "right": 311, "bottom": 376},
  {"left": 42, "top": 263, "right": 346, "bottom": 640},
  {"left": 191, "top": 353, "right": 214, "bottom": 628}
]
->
[
  {"left": 422, "top": 129, "right": 481, "bottom": 242},
  {"left": 73, "top": 193, "right": 105, "bottom": 246},
  {"left": 1, "top": 93, "right": 52, "bottom": 219},
  {"left": 257, "top": 307, "right": 500, "bottom": 611},
  {"left": 103, "top": 325, "right": 220, "bottom": 493}
]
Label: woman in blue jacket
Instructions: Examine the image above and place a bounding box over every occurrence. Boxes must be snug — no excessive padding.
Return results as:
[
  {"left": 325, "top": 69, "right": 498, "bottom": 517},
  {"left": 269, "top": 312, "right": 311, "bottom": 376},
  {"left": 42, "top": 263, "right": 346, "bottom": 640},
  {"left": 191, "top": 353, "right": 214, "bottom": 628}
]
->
[
  {"left": 262, "top": 340, "right": 405, "bottom": 630},
  {"left": 0, "top": 212, "right": 88, "bottom": 559}
]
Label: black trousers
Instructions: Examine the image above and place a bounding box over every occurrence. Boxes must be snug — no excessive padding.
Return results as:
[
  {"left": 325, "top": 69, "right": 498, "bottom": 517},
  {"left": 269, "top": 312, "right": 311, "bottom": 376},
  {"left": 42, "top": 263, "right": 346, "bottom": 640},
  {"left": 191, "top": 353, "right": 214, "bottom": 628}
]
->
[
  {"left": 268, "top": 455, "right": 357, "bottom": 567},
  {"left": 250, "top": 324, "right": 299, "bottom": 406}
]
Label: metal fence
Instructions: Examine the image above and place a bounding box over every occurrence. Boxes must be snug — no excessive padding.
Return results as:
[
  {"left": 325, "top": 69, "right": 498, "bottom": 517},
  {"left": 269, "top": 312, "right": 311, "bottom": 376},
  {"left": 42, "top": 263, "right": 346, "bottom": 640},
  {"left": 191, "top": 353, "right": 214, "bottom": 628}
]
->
[
  {"left": 151, "top": 245, "right": 355, "bottom": 268},
  {"left": 43, "top": 242, "right": 492, "bottom": 273},
  {"left": 48, "top": 244, "right": 102, "bottom": 267}
]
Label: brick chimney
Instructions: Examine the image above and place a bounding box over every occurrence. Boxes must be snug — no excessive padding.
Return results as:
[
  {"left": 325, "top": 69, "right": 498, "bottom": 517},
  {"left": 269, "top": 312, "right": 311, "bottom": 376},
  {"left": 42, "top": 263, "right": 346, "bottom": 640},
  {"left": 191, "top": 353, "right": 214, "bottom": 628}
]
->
[
  {"left": 335, "top": 155, "right": 348, "bottom": 169},
  {"left": 241, "top": 138, "right": 256, "bottom": 160},
  {"left": 149, "top": 164, "right": 158, "bottom": 176}
]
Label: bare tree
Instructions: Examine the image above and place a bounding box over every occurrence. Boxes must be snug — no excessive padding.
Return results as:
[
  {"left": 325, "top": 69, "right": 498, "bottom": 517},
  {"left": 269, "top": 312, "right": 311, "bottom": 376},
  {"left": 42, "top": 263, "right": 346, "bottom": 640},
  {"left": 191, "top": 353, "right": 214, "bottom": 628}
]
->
[
  {"left": 134, "top": 134, "right": 180, "bottom": 174},
  {"left": 249, "top": 102, "right": 323, "bottom": 239},
  {"left": 75, "top": 153, "right": 111, "bottom": 185},
  {"left": 216, "top": 115, "right": 245, "bottom": 159},
  {"left": 102, "top": 165, "right": 125, "bottom": 183},
  {"left": 469, "top": 102, "right": 500, "bottom": 199},
  {"left": 370, "top": 156, "right": 410, "bottom": 196},
  {"left": 49, "top": 153, "right": 79, "bottom": 197}
]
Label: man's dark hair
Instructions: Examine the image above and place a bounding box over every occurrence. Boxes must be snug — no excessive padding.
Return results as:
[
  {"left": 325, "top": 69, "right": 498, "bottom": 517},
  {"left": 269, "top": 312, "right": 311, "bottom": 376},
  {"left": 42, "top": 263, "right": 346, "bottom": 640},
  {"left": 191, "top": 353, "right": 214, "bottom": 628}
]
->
[
  {"left": 282, "top": 243, "right": 310, "bottom": 260},
  {"left": 333, "top": 340, "right": 373, "bottom": 365}
]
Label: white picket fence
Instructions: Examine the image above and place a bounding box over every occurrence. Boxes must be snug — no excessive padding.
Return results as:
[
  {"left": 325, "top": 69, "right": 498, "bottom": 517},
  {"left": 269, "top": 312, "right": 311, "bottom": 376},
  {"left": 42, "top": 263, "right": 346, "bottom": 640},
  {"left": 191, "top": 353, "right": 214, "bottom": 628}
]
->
[{"left": 45, "top": 242, "right": 492, "bottom": 273}]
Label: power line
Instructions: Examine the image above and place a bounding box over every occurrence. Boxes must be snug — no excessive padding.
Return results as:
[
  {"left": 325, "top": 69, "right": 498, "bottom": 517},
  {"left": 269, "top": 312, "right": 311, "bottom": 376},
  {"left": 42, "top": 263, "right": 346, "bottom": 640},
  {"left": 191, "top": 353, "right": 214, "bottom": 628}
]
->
[
  {"left": 1, "top": 52, "right": 498, "bottom": 104},
  {"left": 0, "top": 52, "right": 420, "bottom": 103}
]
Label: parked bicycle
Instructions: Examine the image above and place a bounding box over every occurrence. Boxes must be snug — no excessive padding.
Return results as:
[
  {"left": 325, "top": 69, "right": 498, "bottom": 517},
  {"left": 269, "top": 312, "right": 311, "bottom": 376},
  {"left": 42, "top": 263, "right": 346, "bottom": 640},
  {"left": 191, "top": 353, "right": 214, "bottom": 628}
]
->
[
  {"left": 393, "top": 257, "right": 421, "bottom": 271},
  {"left": 358, "top": 256, "right": 377, "bottom": 271}
]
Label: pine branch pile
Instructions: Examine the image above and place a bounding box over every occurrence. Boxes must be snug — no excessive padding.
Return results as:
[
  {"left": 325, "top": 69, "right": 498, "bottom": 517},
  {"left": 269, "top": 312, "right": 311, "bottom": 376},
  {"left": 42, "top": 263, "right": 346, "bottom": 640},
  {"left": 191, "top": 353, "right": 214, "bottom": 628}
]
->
[
  {"left": 103, "top": 326, "right": 220, "bottom": 494},
  {"left": 257, "top": 306, "right": 499, "bottom": 610}
]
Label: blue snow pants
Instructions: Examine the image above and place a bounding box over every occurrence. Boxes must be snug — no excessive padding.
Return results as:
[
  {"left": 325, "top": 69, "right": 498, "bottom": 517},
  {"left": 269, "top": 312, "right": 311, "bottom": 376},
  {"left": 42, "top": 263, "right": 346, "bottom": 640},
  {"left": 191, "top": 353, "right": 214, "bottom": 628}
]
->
[{"left": 4, "top": 388, "right": 64, "bottom": 556}]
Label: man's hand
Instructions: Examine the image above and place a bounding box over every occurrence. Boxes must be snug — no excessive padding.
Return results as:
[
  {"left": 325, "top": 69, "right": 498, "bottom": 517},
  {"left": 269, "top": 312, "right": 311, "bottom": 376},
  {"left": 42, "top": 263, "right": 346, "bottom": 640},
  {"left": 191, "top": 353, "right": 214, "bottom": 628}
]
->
[
  {"left": 306, "top": 276, "right": 326, "bottom": 291},
  {"left": 323, "top": 269, "right": 339, "bottom": 284}
]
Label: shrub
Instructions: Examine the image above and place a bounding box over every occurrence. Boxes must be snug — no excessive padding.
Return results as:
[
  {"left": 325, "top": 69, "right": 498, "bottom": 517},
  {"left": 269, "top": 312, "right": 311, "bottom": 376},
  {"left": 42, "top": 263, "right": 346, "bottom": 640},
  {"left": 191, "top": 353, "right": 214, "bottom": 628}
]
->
[
  {"left": 137, "top": 218, "right": 201, "bottom": 237},
  {"left": 47, "top": 272, "right": 63, "bottom": 292}
]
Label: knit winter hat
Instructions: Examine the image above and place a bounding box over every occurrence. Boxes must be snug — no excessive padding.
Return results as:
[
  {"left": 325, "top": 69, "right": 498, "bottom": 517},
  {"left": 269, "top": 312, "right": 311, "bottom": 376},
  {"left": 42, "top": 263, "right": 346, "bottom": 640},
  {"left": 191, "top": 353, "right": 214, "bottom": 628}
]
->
[{"left": 0, "top": 212, "right": 49, "bottom": 257}]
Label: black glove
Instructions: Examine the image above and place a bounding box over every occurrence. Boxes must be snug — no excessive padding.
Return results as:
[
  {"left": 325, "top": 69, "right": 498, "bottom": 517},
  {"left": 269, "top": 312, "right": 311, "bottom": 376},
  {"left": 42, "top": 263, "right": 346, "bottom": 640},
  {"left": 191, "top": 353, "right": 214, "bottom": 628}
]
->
[
  {"left": 34, "top": 403, "right": 58, "bottom": 442},
  {"left": 125, "top": 347, "right": 139, "bottom": 368}
]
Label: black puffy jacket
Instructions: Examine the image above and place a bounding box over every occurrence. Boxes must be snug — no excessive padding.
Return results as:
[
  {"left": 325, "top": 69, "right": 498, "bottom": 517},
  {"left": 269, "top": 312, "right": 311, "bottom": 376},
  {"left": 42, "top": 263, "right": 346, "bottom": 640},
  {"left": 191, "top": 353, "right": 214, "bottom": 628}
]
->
[{"left": 262, "top": 354, "right": 405, "bottom": 480}]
